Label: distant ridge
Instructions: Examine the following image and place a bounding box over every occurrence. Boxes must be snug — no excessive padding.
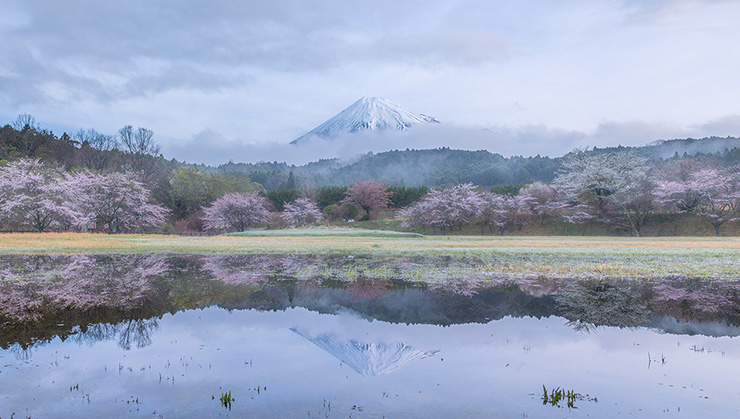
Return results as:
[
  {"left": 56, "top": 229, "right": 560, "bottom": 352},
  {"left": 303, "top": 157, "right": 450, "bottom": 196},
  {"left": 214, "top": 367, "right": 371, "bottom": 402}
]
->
[{"left": 291, "top": 97, "right": 440, "bottom": 144}]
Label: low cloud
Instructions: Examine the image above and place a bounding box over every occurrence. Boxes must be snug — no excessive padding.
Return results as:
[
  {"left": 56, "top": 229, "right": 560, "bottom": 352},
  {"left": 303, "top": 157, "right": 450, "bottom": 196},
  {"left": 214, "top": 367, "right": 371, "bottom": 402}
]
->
[{"left": 162, "top": 115, "right": 740, "bottom": 166}]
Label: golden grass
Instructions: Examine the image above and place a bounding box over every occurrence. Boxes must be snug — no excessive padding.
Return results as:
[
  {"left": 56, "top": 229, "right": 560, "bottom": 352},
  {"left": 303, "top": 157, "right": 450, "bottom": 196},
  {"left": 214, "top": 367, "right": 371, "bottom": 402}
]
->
[{"left": 1, "top": 232, "right": 740, "bottom": 254}]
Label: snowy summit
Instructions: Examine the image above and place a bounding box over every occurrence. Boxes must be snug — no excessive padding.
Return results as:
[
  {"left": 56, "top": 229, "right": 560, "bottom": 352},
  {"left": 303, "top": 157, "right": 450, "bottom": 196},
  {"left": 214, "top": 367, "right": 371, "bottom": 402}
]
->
[{"left": 291, "top": 97, "right": 440, "bottom": 144}]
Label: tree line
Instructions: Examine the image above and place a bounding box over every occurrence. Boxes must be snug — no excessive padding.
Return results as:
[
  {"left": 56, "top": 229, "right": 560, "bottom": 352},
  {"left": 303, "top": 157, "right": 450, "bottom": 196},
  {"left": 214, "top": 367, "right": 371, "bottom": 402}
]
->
[
  {"left": 400, "top": 150, "right": 740, "bottom": 237},
  {"left": 3, "top": 114, "right": 740, "bottom": 235}
]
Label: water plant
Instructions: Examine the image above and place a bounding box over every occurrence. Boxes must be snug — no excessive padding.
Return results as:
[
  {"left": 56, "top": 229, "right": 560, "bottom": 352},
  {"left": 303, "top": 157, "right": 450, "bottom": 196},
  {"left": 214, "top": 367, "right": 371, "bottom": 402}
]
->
[
  {"left": 215, "top": 391, "right": 234, "bottom": 410},
  {"left": 542, "top": 385, "right": 596, "bottom": 408}
]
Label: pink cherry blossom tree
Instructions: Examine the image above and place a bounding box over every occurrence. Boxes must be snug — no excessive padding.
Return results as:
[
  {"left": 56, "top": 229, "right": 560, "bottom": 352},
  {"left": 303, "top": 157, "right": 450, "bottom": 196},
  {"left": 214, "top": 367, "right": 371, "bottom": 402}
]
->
[
  {"left": 0, "top": 159, "right": 78, "bottom": 231},
  {"left": 341, "top": 179, "right": 392, "bottom": 220},
  {"left": 398, "top": 183, "right": 483, "bottom": 234},
  {"left": 202, "top": 191, "right": 272, "bottom": 232},
  {"left": 479, "top": 193, "right": 534, "bottom": 235},
  {"left": 281, "top": 198, "right": 323, "bottom": 226},
  {"left": 654, "top": 168, "right": 740, "bottom": 236},
  {"left": 64, "top": 171, "right": 169, "bottom": 233},
  {"left": 519, "top": 182, "right": 563, "bottom": 223}
]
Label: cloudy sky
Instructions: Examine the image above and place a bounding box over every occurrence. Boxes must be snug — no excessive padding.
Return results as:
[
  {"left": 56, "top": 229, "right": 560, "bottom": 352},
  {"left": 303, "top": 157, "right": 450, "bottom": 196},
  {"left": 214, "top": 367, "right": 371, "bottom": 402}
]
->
[{"left": 2, "top": 0, "right": 739, "bottom": 164}]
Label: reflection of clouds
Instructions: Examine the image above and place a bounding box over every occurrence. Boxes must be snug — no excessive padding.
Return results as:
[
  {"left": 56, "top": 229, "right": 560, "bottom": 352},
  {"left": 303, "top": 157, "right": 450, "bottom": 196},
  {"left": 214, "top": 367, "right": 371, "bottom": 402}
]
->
[{"left": 290, "top": 327, "right": 438, "bottom": 376}]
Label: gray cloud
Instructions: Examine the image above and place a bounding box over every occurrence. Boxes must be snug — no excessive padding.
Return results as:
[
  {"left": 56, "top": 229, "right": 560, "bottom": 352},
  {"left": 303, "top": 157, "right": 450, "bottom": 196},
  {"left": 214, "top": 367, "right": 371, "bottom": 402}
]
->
[
  {"left": 163, "top": 115, "right": 740, "bottom": 166},
  {"left": 1, "top": 0, "right": 510, "bottom": 107},
  {"left": 2, "top": 0, "right": 739, "bottom": 164}
]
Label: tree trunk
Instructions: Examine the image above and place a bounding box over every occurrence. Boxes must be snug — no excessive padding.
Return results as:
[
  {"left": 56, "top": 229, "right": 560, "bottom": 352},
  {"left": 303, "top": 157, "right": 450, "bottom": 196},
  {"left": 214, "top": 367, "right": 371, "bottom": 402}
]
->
[{"left": 714, "top": 223, "right": 721, "bottom": 237}]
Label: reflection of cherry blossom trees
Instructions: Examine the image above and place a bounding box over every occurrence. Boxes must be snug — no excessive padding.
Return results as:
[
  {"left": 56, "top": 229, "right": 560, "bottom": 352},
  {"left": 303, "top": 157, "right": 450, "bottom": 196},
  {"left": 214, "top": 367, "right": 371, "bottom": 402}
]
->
[
  {"left": 64, "top": 171, "right": 169, "bottom": 232},
  {"left": 654, "top": 168, "right": 740, "bottom": 236},
  {"left": 281, "top": 198, "right": 323, "bottom": 226},
  {"left": 0, "top": 255, "right": 167, "bottom": 322},
  {"left": 650, "top": 281, "right": 736, "bottom": 322},
  {"left": 432, "top": 276, "right": 482, "bottom": 297},
  {"left": 399, "top": 183, "right": 483, "bottom": 234},
  {"left": 347, "top": 278, "right": 391, "bottom": 300},
  {"left": 202, "top": 255, "right": 270, "bottom": 286},
  {"left": 553, "top": 280, "right": 649, "bottom": 331},
  {"left": 0, "top": 159, "right": 78, "bottom": 231},
  {"left": 202, "top": 192, "right": 272, "bottom": 232}
]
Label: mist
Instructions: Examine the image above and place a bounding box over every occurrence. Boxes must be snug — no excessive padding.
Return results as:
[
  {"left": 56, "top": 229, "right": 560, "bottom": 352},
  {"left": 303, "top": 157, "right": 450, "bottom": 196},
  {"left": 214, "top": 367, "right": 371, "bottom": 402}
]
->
[{"left": 162, "top": 115, "right": 740, "bottom": 166}]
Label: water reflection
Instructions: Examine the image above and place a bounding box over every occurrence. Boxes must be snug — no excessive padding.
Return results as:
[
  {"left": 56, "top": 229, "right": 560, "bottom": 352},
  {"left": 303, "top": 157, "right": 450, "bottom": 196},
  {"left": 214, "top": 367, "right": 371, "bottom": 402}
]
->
[
  {"left": 291, "top": 327, "right": 439, "bottom": 376},
  {"left": 554, "top": 280, "right": 650, "bottom": 332},
  {"left": 1, "top": 254, "right": 740, "bottom": 350}
]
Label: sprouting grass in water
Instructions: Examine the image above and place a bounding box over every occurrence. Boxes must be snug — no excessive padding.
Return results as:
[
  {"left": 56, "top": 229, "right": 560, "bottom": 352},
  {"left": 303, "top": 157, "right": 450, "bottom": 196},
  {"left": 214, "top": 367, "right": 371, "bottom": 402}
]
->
[
  {"left": 542, "top": 385, "right": 597, "bottom": 408},
  {"left": 215, "top": 391, "right": 234, "bottom": 410}
]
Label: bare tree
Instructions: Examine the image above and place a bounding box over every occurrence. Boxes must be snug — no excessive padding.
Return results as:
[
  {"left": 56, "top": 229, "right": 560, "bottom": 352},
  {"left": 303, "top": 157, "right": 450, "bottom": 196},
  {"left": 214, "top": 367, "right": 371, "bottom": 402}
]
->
[
  {"left": 298, "top": 179, "right": 320, "bottom": 202},
  {"left": 74, "top": 129, "right": 119, "bottom": 171},
  {"left": 11, "top": 113, "right": 38, "bottom": 131},
  {"left": 119, "top": 125, "right": 160, "bottom": 156}
]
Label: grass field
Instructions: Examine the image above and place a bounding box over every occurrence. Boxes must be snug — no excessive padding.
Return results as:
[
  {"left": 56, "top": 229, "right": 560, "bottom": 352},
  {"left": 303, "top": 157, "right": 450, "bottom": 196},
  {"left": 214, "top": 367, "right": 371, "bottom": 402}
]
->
[{"left": 2, "top": 229, "right": 740, "bottom": 279}]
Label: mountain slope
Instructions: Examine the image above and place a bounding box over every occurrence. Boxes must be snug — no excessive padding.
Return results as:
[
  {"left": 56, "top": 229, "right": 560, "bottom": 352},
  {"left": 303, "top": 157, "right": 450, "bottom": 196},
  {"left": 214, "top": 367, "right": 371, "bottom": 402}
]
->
[{"left": 291, "top": 97, "right": 440, "bottom": 144}]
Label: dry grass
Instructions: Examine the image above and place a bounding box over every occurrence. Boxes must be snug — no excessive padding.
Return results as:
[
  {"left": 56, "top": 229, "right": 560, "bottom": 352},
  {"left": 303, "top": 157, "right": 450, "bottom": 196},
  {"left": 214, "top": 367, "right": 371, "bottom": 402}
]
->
[{"left": 3, "top": 232, "right": 740, "bottom": 279}]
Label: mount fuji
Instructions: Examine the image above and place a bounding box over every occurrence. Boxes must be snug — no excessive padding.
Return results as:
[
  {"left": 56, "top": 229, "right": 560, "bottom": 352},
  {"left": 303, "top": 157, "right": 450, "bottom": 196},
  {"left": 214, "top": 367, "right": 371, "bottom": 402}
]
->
[{"left": 290, "top": 97, "right": 440, "bottom": 144}]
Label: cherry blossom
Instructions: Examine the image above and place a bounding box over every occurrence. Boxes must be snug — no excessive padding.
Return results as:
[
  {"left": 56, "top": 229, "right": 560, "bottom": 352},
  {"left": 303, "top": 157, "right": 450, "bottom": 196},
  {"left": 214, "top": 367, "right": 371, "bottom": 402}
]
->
[
  {"left": 0, "top": 159, "right": 78, "bottom": 231},
  {"left": 281, "top": 198, "right": 323, "bottom": 226},
  {"left": 202, "top": 191, "right": 272, "bottom": 232},
  {"left": 64, "top": 171, "right": 169, "bottom": 232}
]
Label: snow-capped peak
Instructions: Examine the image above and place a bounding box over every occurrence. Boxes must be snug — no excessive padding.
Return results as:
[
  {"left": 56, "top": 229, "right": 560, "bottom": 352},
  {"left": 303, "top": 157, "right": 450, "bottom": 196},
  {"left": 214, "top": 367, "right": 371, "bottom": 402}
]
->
[{"left": 291, "top": 97, "right": 440, "bottom": 144}]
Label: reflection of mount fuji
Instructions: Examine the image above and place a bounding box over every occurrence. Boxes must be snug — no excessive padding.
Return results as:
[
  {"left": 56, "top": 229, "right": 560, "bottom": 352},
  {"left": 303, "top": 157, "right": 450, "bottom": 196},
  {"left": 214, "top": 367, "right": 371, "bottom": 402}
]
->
[{"left": 290, "top": 327, "right": 439, "bottom": 376}]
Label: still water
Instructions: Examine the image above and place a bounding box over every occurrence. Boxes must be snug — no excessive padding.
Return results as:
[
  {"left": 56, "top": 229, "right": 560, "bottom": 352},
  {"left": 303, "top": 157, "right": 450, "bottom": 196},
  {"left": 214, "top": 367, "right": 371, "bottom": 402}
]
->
[{"left": 1, "top": 255, "right": 739, "bottom": 418}]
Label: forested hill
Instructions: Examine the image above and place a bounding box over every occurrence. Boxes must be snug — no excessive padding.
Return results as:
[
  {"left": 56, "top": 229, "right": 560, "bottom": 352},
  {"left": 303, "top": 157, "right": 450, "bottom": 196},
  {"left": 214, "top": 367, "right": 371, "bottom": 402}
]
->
[
  {"left": 215, "top": 149, "right": 562, "bottom": 188},
  {"left": 216, "top": 138, "right": 740, "bottom": 188},
  {"left": 307, "top": 149, "right": 560, "bottom": 186},
  {"left": 2, "top": 116, "right": 740, "bottom": 190},
  {"left": 595, "top": 136, "right": 740, "bottom": 159}
]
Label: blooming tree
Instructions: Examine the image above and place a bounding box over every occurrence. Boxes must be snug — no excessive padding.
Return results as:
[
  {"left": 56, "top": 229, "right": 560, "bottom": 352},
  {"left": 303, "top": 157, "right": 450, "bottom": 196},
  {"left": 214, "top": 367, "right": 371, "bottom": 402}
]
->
[
  {"left": 399, "top": 183, "right": 483, "bottom": 234},
  {"left": 654, "top": 168, "right": 740, "bottom": 236},
  {"left": 281, "top": 198, "right": 323, "bottom": 226},
  {"left": 202, "top": 192, "right": 271, "bottom": 231},
  {"left": 0, "top": 159, "right": 77, "bottom": 231},
  {"left": 341, "top": 179, "right": 392, "bottom": 220},
  {"left": 478, "top": 193, "right": 534, "bottom": 235},
  {"left": 519, "top": 182, "right": 563, "bottom": 222},
  {"left": 554, "top": 150, "right": 655, "bottom": 236},
  {"left": 65, "top": 171, "right": 169, "bottom": 233}
]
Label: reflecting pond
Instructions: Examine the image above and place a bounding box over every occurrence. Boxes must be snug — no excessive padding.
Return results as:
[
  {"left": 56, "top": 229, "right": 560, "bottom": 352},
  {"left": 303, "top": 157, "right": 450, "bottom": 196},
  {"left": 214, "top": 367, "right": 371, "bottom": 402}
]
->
[{"left": 1, "top": 255, "right": 739, "bottom": 417}]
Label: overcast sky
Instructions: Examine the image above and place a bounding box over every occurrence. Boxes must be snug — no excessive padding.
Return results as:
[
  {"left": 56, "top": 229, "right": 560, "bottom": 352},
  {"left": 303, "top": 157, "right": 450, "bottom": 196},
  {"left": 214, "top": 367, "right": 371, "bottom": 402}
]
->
[{"left": 2, "top": 0, "right": 739, "bottom": 165}]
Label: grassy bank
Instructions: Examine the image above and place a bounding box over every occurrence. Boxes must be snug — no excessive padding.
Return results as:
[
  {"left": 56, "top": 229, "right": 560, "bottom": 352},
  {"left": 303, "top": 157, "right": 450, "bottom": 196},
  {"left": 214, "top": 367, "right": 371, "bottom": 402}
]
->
[
  {"left": 2, "top": 230, "right": 740, "bottom": 279},
  {"left": 339, "top": 213, "right": 740, "bottom": 237}
]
